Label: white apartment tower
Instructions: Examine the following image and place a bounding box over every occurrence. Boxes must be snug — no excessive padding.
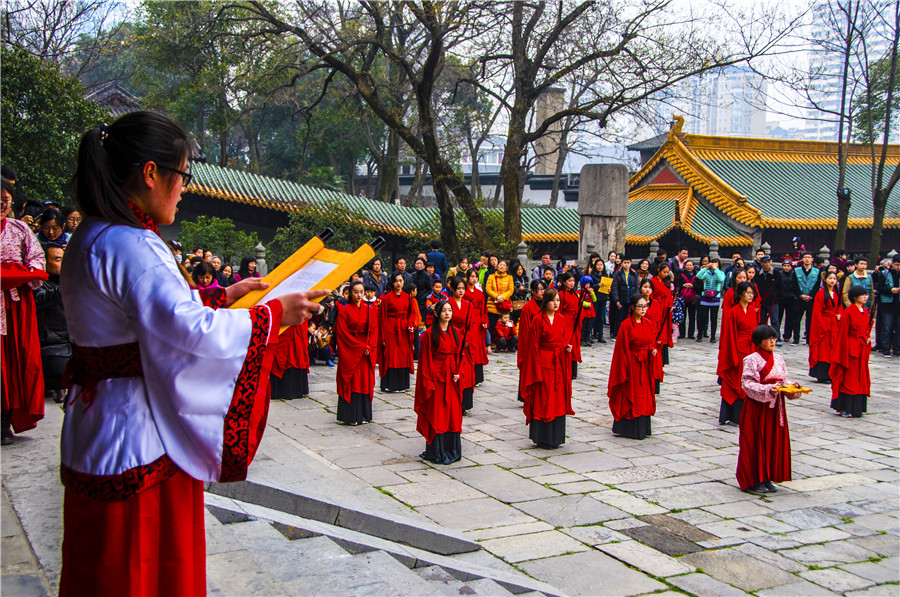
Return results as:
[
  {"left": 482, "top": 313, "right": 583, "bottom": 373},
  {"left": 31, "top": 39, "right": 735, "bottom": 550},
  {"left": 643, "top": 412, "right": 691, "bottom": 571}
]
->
[{"left": 675, "top": 66, "right": 768, "bottom": 137}]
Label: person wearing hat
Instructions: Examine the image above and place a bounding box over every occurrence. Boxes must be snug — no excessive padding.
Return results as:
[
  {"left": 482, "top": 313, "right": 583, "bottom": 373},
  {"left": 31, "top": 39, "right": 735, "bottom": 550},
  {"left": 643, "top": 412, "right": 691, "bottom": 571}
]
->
[{"left": 755, "top": 255, "right": 783, "bottom": 346}]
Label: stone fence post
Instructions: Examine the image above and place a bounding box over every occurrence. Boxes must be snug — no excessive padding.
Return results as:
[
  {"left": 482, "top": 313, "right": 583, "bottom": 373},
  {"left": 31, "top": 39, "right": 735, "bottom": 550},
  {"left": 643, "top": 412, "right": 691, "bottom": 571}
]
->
[
  {"left": 255, "top": 242, "right": 268, "bottom": 277},
  {"left": 517, "top": 242, "right": 529, "bottom": 271},
  {"left": 649, "top": 239, "right": 659, "bottom": 261},
  {"left": 708, "top": 240, "right": 720, "bottom": 261},
  {"left": 818, "top": 245, "right": 831, "bottom": 262},
  {"left": 761, "top": 242, "right": 771, "bottom": 256}
]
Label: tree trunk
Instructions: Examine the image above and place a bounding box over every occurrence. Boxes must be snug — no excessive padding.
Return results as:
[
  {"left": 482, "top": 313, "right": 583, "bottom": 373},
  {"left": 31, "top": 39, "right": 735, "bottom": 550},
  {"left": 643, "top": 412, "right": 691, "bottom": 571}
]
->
[
  {"left": 870, "top": 189, "right": 887, "bottom": 265},
  {"left": 405, "top": 156, "right": 424, "bottom": 206},
  {"left": 834, "top": 190, "right": 851, "bottom": 251},
  {"left": 433, "top": 177, "right": 461, "bottom": 263},
  {"left": 219, "top": 133, "right": 228, "bottom": 167},
  {"left": 833, "top": 0, "right": 856, "bottom": 252},
  {"left": 376, "top": 129, "right": 399, "bottom": 202},
  {"left": 549, "top": 127, "right": 570, "bottom": 209},
  {"left": 501, "top": 131, "right": 526, "bottom": 248}
]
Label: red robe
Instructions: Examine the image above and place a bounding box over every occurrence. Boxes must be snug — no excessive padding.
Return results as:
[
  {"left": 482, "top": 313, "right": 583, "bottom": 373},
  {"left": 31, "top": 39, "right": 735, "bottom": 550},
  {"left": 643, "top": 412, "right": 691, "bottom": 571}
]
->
[
  {"left": 270, "top": 321, "right": 310, "bottom": 378},
  {"left": 644, "top": 298, "right": 666, "bottom": 385},
  {"left": 521, "top": 313, "right": 574, "bottom": 424},
  {"left": 558, "top": 288, "right": 584, "bottom": 363},
  {"left": 464, "top": 286, "right": 489, "bottom": 366},
  {"left": 335, "top": 302, "right": 378, "bottom": 402},
  {"left": 808, "top": 289, "right": 841, "bottom": 369},
  {"left": 607, "top": 315, "right": 657, "bottom": 421},
  {"left": 414, "top": 328, "right": 462, "bottom": 443},
  {"left": 1, "top": 263, "right": 47, "bottom": 433},
  {"left": 737, "top": 350, "right": 792, "bottom": 490},
  {"left": 450, "top": 297, "right": 476, "bottom": 390},
  {"left": 828, "top": 306, "right": 871, "bottom": 400},
  {"left": 377, "top": 290, "right": 416, "bottom": 376},
  {"left": 650, "top": 276, "right": 674, "bottom": 348},
  {"left": 717, "top": 302, "right": 759, "bottom": 404}
]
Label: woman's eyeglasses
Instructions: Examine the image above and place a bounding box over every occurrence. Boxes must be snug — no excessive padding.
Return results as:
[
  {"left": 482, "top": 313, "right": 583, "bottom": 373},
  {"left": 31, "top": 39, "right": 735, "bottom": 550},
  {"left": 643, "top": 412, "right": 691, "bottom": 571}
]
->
[{"left": 132, "top": 162, "right": 193, "bottom": 187}]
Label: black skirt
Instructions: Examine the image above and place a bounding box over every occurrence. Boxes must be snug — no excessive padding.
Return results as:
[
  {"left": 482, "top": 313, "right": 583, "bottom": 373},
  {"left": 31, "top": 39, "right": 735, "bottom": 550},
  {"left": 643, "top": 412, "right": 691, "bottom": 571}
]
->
[
  {"left": 530, "top": 416, "right": 566, "bottom": 449},
  {"left": 719, "top": 398, "right": 743, "bottom": 425},
  {"left": 474, "top": 364, "right": 484, "bottom": 385},
  {"left": 337, "top": 392, "right": 373, "bottom": 425},
  {"left": 571, "top": 361, "right": 578, "bottom": 380},
  {"left": 270, "top": 368, "right": 309, "bottom": 400},
  {"left": 380, "top": 368, "right": 410, "bottom": 392},
  {"left": 661, "top": 344, "right": 669, "bottom": 366},
  {"left": 831, "top": 393, "right": 867, "bottom": 418},
  {"left": 809, "top": 361, "right": 831, "bottom": 383},
  {"left": 421, "top": 432, "right": 462, "bottom": 464},
  {"left": 612, "top": 415, "right": 652, "bottom": 440},
  {"left": 462, "top": 387, "right": 474, "bottom": 412}
]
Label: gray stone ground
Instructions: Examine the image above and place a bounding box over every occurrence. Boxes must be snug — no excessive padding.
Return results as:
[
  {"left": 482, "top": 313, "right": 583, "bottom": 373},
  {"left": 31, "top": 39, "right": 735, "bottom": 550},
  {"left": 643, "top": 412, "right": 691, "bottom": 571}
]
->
[{"left": 2, "top": 329, "right": 898, "bottom": 596}]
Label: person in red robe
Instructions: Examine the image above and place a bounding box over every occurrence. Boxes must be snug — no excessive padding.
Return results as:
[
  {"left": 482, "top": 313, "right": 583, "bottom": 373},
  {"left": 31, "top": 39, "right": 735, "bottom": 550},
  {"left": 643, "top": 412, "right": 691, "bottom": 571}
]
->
[
  {"left": 464, "top": 268, "right": 489, "bottom": 383},
  {"left": 607, "top": 293, "right": 659, "bottom": 439},
  {"left": 521, "top": 288, "right": 574, "bottom": 449},
  {"left": 1, "top": 176, "right": 46, "bottom": 444},
  {"left": 335, "top": 280, "right": 378, "bottom": 425},
  {"left": 58, "top": 112, "right": 327, "bottom": 597},
  {"left": 269, "top": 320, "right": 310, "bottom": 399},
  {"left": 557, "top": 272, "right": 584, "bottom": 379},
  {"left": 717, "top": 282, "right": 759, "bottom": 425},
  {"left": 414, "top": 301, "right": 463, "bottom": 464},
  {"left": 737, "top": 325, "right": 799, "bottom": 493},
  {"left": 650, "top": 263, "right": 674, "bottom": 368},
  {"left": 447, "top": 276, "right": 477, "bottom": 414},
  {"left": 808, "top": 271, "right": 842, "bottom": 383},
  {"left": 517, "top": 280, "right": 546, "bottom": 402},
  {"left": 641, "top": 279, "right": 666, "bottom": 394},
  {"left": 829, "top": 286, "right": 872, "bottom": 418},
  {"left": 721, "top": 268, "right": 748, "bottom": 309},
  {"left": 378, "top": 272, "right": 416, "bottom": 392},
  {"left": 745, "top": 266, "right": 762, "bottom": 310}
]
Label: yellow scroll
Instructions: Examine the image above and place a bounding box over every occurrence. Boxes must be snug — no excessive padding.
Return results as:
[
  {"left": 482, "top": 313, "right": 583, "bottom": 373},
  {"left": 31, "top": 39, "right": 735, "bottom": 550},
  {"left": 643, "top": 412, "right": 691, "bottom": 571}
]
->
[{"left": 230, "top": 230, "right": 382, "bottom": 331}]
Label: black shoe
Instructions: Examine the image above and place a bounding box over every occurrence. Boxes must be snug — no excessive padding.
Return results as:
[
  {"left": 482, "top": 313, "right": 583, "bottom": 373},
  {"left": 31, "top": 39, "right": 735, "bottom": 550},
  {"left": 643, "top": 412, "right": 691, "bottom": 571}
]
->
[
  {"left": 598, "top": 338, "right": 607, "bottom": 344},
  {"left": 746, "top": 483, "right": 770, "bottom": 494},
  {"left": 1, "top": 425, "right": 13, "bottom": 446},
  {"left": 764, "top": 481, "right": 778, "bottom": 492},
  {"left": 696, "top": 336, "right": 703, "bottom": 342},
  {"left": 710, "top": 336, "right": 716, "bottom": 343},
  {"left": 687, "top": 335, "right": 694, "bottom": 339},
  {"left": 791, "top": 341, "right": 799, "bottom": 345}
]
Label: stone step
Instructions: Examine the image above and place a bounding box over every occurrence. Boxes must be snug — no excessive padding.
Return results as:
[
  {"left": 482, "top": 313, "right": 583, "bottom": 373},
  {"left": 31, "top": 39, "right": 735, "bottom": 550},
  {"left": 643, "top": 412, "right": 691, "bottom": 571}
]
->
[
  {"left": 464, "top": 577, "right": 518, "bottom": 596},
  {"left": 205, "top": 493, "right": 563, "bottom": 596},
  {"left": 207, "top": 479, "right": 479, "bottom": 556},
  {"left": 415, "top": 564, "right": 520, "bottom": 596},
  {"left": 205, "top": 516, "right": 292, "bottom": 596}
]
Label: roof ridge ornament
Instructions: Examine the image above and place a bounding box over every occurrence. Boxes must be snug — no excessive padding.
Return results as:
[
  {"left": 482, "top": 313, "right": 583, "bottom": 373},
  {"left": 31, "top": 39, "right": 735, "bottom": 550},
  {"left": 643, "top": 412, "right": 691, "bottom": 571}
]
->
[{"left": 668, "top": 115, "right": 685, "bottom": 142}]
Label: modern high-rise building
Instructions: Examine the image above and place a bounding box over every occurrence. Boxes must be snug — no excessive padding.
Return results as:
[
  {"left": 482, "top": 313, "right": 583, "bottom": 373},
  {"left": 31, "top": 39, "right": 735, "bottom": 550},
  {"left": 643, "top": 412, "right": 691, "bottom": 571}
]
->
[
  {"left": 804, "top": 0, "right": 896, "bottom": 141},
  {"left": 668, "top": 66, "right": 768, "bottom": 137}
]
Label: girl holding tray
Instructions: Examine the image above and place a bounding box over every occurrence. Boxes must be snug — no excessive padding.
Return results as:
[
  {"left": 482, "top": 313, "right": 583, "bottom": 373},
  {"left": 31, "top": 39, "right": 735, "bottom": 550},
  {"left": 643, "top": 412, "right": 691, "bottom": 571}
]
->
[
  {"left": 808, "top": 271, "right": 841, "bottom": 383},
  {"left": 608, "top": 294, "right": 659, "bottom": 440},
  {"left": 58, "top": 112, "right": 326, "bottom": 596},
  {"left": 335, "top": 280, "right": 378, "bottom": 424},
  {"left": 717, "top": 281, "right": 759, "bottom": 426},
  {"left": 737, "top": 325, "right": 801, "bottom": 494},
  {"left": 520, "top": 288, "right": 574, "bottom": 449},
  {"left": 415, "top": 301, "right": 463, "bottom": 464},
  {"left": 378, "top": 271, "right": 416, "bottom": 392},
  {"left": 829, "top": 285, "right": 872, "bottom": 418}
]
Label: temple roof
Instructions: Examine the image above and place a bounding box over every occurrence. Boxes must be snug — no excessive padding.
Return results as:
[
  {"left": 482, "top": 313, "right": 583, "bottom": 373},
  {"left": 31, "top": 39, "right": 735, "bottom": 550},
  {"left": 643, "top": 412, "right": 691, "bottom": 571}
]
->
[{"left": 630, "top": 117, "right": 900, "bottom": 233}]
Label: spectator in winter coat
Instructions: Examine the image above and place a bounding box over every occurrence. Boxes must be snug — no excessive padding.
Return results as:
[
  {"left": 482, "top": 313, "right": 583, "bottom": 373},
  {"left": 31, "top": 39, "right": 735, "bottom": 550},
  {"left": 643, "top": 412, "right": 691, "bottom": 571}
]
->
[
  {"left": 842, "top": 258, "right": 873, "bottom": 308},
  {"left": 494, "top": 312, "right": 518, "bottom": 352},
  {"left": 362, "top": 258, "right": 390, "bottom": 296},
  {"left": 532, "top": 253, "right": 553, "bottom": 280},
  {"left": 426, "top": 240, "right": 449, "bottom": 280},
  {"left": 877, "top": 255, "right": 900, "bottom": 357},
  {"left": 34, "top": 243, "right": 70, "bottom": 403},
  {"left": 755, "top": 256, "right": 782, "bottom": 344},
  {"left": 790, "top": 251, "right": 820, "bottom": 345},
  {"left": 611, "top": 257, "right": 637, "bottom": 337}
]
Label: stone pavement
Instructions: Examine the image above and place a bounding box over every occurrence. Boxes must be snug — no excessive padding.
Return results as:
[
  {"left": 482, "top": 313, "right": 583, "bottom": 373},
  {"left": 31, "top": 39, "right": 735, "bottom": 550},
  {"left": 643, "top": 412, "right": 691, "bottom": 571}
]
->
[{"left": 2, "top": 330, "right": 898, "bottom": 596}]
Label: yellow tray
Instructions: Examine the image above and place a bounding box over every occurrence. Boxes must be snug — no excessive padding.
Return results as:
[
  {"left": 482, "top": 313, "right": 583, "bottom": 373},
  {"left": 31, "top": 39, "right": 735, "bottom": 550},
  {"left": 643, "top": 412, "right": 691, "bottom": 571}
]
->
[{"left": 775, "top": 385, "right": 812, "bottom": 394}]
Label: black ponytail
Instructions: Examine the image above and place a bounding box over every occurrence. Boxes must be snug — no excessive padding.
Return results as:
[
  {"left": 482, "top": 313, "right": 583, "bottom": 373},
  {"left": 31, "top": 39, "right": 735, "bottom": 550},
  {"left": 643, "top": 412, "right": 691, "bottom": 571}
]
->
[{"left": 74, "top": 111, "right": 189, "bottom": 228}]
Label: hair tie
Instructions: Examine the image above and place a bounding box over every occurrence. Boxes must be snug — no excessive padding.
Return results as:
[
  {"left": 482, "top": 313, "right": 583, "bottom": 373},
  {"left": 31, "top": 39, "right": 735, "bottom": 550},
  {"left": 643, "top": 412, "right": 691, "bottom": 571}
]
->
[{"left": 99, "top": 123, "right": 109, "bottom": 144}]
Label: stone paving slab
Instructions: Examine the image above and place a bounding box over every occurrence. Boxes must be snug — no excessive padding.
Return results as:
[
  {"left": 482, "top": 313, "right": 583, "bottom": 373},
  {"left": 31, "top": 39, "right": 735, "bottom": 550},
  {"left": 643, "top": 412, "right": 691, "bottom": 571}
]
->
[
  {"left": 680, "top": 547, "right": 797, "bottom": 591},
  {"left": 477, "top": 530, "right": 588, "bottom": 563},
  {"left": 519, "top": 550, "right": 667, "bottom": 596},
  {"left": 596, "top": 540, "right": 696, "bottom": 577}
]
